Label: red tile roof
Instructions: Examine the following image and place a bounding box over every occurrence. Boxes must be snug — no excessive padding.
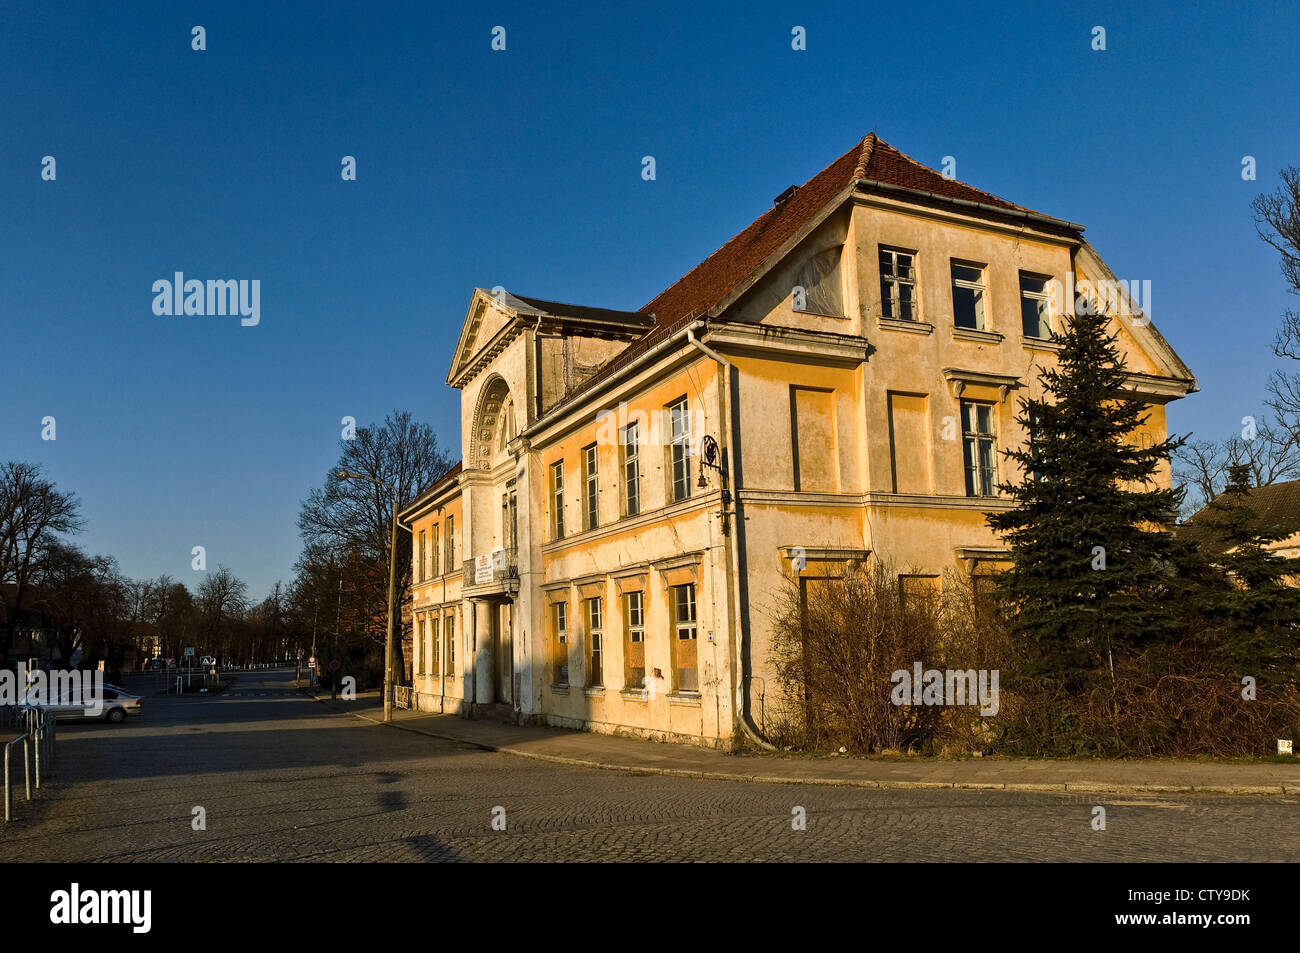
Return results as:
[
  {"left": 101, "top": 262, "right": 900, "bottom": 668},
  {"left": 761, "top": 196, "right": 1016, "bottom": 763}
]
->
[{"left": 548, "top": 134, "right": 1074, "bottom": 417}]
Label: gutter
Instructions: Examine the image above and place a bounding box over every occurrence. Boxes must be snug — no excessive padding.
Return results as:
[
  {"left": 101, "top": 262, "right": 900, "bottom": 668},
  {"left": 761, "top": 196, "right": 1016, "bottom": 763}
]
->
[
  {"left": 853, "top": 178, "right": 1086, "bottom": 234},
  {"left": 686, "top": 327, "right": 776, "bottom": 752}
]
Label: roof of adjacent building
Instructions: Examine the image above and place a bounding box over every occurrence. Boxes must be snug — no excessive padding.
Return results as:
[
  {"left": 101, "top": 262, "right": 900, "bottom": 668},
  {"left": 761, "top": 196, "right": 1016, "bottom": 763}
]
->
[{"left": 1178, "top": 478, "right": 1300, "bottom": 553}]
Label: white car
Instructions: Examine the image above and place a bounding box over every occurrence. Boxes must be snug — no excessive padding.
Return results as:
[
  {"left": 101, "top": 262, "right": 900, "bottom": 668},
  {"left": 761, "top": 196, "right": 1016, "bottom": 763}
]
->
[{"left": 22, "top": 682, "right": 143, "bottom": 724}]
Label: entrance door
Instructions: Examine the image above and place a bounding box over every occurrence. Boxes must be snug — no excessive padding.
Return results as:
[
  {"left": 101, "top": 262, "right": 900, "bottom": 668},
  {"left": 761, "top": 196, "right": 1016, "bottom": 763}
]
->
[{"left": 494, "top": 602, "right": 513, "bottom": 705}]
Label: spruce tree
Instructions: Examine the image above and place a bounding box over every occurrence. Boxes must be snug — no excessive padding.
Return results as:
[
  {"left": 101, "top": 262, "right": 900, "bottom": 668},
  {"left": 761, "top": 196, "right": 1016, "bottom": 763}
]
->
[
  {"left": 1194, "top": 463, "right": 1300, "bottom": 683},
  {"left": 987, "top": 308, "right": 1186, "bottom": 684}
]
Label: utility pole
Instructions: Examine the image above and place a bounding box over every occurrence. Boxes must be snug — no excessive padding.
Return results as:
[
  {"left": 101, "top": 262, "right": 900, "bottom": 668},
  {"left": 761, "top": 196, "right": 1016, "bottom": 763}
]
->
[
  {"left": 332, "top": 575, "right": 342, "bottom": 701},
  {"left": 336, "top": 470, "right": 407, "bottom": 724}
]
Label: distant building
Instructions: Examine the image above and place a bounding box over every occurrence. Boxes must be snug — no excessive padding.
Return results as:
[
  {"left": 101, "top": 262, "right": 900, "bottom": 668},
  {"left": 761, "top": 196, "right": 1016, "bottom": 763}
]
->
[
  {"left": 399, "top": 134, "right": 1196, "bottom": 747},
  {"left": 1178, "top": 478, "right": 1300, "bottom": 559}
]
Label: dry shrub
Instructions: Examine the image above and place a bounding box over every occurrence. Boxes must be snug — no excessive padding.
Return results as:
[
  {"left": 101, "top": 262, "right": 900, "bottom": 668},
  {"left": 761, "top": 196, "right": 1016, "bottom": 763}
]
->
[
  {"left": 996, "top": 642, "right": 1300, "bottom": 758},
  {"left": 766, "top": 562, "right": 1000, "bottom": 754},
  {"left": 767, "top": 562, "right": 1299, "bottom": 758}
]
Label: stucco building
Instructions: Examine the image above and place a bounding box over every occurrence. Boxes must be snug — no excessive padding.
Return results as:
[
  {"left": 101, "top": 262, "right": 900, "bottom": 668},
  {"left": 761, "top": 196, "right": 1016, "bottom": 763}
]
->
[{"left": 399, "top": 134, "right": 1196, "bottom": 747}]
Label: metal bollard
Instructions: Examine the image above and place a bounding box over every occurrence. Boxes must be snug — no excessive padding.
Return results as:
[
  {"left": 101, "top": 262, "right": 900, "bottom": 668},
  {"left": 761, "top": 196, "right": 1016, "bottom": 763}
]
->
[{"left": 4, "top": 733, "right": 31, "bottom": 822}]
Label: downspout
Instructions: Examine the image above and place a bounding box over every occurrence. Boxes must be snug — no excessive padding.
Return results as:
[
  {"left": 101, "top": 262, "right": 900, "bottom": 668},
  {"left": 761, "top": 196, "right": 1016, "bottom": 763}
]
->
[
  {"left": 686, "top": 327, "right": 776, "bottom": 751},
  {"left": 437, "top": 503, "right": 447, "bottom": 712}
]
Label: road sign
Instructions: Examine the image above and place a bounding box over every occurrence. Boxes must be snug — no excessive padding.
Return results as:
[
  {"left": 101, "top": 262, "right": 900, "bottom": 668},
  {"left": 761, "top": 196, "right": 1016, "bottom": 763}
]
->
[{"left": 184, "top": 647, "right": 195, "bottom": 657}]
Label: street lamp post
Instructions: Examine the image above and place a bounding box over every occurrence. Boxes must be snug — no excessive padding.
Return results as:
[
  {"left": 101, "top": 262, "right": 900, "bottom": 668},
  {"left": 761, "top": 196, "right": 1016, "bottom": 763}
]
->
[{"left": 337, "top": 469, "right": 403, "bottom": 724}]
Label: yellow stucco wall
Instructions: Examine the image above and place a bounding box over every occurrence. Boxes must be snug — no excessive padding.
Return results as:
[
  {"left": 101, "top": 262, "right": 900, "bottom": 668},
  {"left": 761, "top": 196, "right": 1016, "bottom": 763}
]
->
[{"left": 404, "top": 191, "right": 1193, "bottom": 746}]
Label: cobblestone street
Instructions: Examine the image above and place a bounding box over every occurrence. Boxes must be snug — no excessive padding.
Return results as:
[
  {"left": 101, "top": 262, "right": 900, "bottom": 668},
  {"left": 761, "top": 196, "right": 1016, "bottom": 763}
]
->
[{"left": 3, "top": 669, "right": 1296, "bottom": 862}]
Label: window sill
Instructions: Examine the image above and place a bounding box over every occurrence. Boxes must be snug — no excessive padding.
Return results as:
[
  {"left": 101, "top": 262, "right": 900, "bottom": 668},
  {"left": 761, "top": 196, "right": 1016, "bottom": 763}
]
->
[
  {"left": 1020, "top": 335, "right": 1061, "bottom": 351},
  {"left": 620, "top": 688, "right": 650, "bottom": 702},
  {"left": 549, "top": 683, "right": 570, "bottom": 695},
  {"left": 583, "top": 686, "right": 605, "bottom": 698},
  {"left": 667, "top": 691, "right": 702, "bottom": 707},
  {"left": 793, "top": 308, "right": 848, "bottom": 320},
  {"left": 953, "top": 327, "right": 1004, "bottom": 344},
  {"left": 878, "top": 318, "right": 933, "bottom": 335}
]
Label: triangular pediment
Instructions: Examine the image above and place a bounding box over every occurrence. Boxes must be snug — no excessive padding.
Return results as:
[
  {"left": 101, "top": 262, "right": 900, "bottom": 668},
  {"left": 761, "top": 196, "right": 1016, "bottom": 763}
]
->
[{"left": 446, "top": 289, "right": 523, "bottom": 388}]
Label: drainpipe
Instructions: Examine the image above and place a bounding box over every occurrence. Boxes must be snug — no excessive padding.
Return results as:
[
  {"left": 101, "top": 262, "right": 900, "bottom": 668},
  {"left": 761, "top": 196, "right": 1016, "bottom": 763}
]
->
[
  {"left": 686, "top": 326, "right": 775, "bottom": 751},
  {"left": 437, "top": 504, "right": 447, "bottom": 712}
]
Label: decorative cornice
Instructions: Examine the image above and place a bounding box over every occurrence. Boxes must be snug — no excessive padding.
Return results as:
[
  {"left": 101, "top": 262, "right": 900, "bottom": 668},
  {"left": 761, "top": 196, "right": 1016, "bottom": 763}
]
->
[{"left": 942, "top": 367, "right": 1022, "bottom": 401}]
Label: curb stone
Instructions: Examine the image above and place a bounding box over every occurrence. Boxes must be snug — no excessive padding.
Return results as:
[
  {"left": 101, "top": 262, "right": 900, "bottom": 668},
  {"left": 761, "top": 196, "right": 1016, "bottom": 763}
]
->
[{"left": 301, "top": 690, "right": 1297, "bottom": 798}]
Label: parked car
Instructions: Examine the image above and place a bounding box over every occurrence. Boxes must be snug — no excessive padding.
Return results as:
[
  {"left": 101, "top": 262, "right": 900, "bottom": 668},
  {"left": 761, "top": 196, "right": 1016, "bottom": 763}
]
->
[{"left": 22, "top": 683, "right": 143, "bottom": 724}]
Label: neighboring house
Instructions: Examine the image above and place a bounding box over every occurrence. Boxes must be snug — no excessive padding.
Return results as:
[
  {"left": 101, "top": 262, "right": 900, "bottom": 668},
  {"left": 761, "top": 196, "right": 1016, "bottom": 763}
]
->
[
  {"left": 1178, "top": 478, "right": 1300, "bottom": 559},
  {"left": 399, "top": 134, "right": 1197, "bottom": 747}
]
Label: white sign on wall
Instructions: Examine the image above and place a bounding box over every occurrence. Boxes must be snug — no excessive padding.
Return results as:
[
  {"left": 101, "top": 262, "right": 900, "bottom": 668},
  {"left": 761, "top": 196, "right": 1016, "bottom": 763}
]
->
[{"left": 474, "top": 554, "right": 494, "bottom": 584}]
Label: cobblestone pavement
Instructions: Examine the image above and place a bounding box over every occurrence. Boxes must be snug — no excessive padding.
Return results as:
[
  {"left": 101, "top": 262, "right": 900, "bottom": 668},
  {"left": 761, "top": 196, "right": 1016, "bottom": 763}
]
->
[{"left": 2, "top": 669, "right": 1296, "bottom": 862}]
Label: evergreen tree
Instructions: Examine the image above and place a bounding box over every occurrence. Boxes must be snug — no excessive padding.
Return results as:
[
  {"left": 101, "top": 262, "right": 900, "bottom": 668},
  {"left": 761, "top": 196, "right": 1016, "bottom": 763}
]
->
[
  {"left": 987, "top": 308, "right": 1187, "bottom": 684},
  {"left": 1194, "top": 463, "right": 1300, "bottom": 682}
]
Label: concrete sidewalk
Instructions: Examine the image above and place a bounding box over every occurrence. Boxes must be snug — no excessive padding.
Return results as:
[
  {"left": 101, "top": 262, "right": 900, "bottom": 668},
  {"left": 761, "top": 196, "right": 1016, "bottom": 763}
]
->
[{"left": 305, "top": 690, "right": 1300, "bottom": 796}]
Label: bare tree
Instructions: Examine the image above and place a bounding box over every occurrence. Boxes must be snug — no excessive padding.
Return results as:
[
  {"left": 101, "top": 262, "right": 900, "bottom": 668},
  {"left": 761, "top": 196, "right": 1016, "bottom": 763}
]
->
[
  {"left": 297, "top": 411, "right": 451, "bottom": 679},
  {"left": 0, "top": 461, "right": 84, "bottom": 659},
  {"left": 197, "top": 566, "right": 249, "bottom": 661},
  {"left": 1255, "top": 168, "right": 1300, "bottom": 440}
]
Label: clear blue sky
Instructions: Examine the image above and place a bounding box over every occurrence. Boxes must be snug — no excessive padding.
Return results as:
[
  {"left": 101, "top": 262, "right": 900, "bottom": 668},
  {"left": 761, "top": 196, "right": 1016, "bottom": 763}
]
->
[{"left": 2, "top": 0, "right": 1297, "bottom": 600}]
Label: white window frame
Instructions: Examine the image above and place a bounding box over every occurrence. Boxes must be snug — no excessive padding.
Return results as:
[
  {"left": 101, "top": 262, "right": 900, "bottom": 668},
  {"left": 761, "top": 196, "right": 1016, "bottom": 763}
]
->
[
  {"left": 623, "top": 422, "right": 640, "bottom": 517},
  {"left": 551, "top": 461, "right": 565, "bottom": 539},
  {"left": 583, "top": 444, "right": 598, "bottom": 531},
  {"left": 951, "top": 261, "right": 987, "bottom": 331},
  {"left": 444, "top": 515, "right": 454, "bottom": 573},
  {"left": 668, "top": 398, "right": 691, "bottom": 503},
  {"left": 1020, "top": 273, "right": 1053, "bottom": 339},
  {"left": 961, "top": 400, "right": 998, "bottom": 497},
  {"left": 879, "top": 246, "right": 918, "bottom": 321},
  {"left": 587, "top": 596, "right": 603, "bottom": 687},
  {"left": 673, "top": 583, "right": 698, "bottom": 692}
]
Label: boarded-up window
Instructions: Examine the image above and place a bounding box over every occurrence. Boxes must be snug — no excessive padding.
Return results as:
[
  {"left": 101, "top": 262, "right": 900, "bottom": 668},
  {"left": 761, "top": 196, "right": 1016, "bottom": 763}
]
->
[
  {"left": 791, "top": 386, "right": 837, "bottom": 492},
  {"left": 624, "top": 591, "right": 645, "bottom": 689},
  {"left": 673, "top": 583, "right": 698, "bottom": 693},
  {"left": 889, "top": 392, "right": 932, "bottom": 493},
  {"left": 794, "top": 246, "right": 844, "bottom": 317},
  {"left": 898, "top": 574, "right": 940, "bottom": 609}
]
